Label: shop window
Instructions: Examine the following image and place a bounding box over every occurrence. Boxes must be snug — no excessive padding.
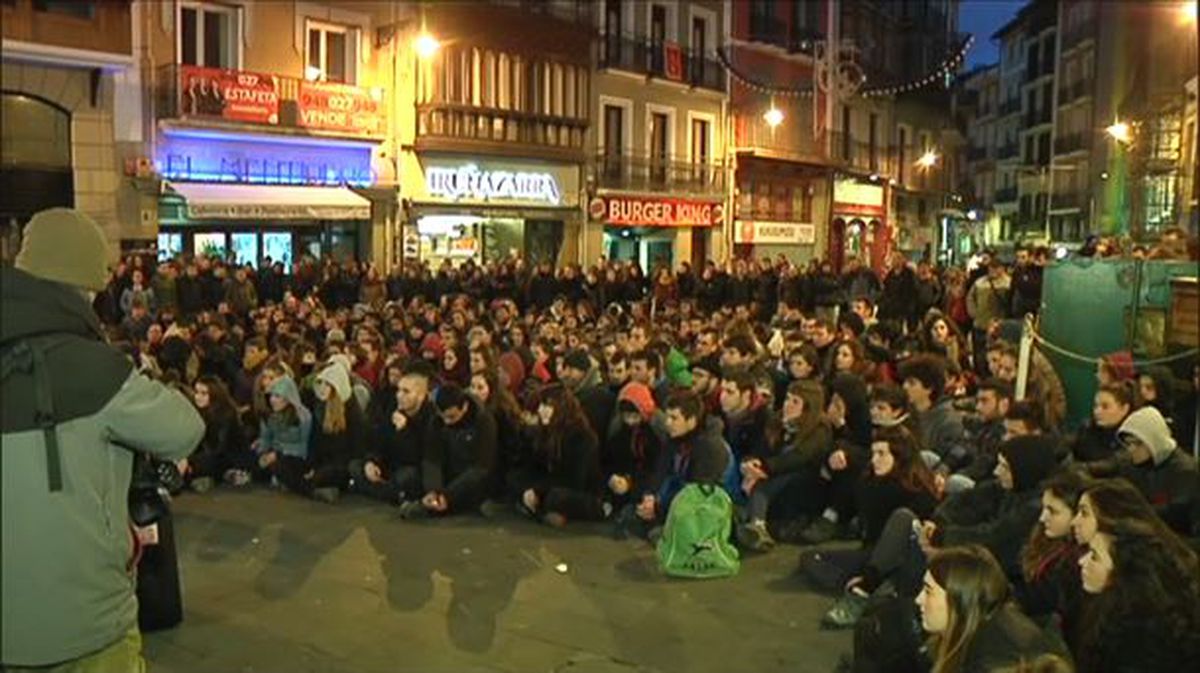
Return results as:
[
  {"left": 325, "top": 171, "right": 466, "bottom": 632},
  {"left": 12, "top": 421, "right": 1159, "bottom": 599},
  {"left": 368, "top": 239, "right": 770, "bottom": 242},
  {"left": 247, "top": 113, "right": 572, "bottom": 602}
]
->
[
  {"left": 33, "top": 0, "right": 94, "bottom": 19},
  {"left": 180, "top": 2, "right": 240, "bottom": 69},
  {"left": 231, "top": 232, "right": 259, "bottom": 268},
  {"left": 307, "top": 21, "right": 357, "bottom": 84},
  {"left": 157, "top": 233, "right": 183, "bottom": 261},
  {"left": 263, "top": 232, "right": 293, "bottom": 269},
  {"left": 194, "top": 232, "right": 227, "bottom": 258}
]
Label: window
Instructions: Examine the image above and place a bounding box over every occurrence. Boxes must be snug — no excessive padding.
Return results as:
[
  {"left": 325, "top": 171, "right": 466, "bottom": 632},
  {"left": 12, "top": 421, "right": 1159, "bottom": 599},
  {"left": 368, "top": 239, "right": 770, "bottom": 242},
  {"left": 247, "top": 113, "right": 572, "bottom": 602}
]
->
[
  {"left": 649, "top": 111, "right": 670, "bottom": 184},
  {"left": 33, "top": 0, "right": 94, "bottom": 19},
  {"left": 691, "top": 118, "right": 710, "bottom": 165},
  {"left": 604, "top": 0, "right": 622, "bottom": 34},
  {"left": 650, "top": 5, "right": 667, "bottom": 74},
  {"left": 1, "top": 94, "right": 71, "bottom": 169},
  {"left": 869, "top": 113, "right": 878, "bottom": 171},
  {"left": 897, "top": 127, "right": 907, "bottom": 184},
  {"left": 750, "top": 0, "right": 774, "bottom": 38},
  {"left": 180, "top": 3, "right": 238, "bottom": 69},
  {"left": 307, "top": 22, "right": 357, "bottom": 83},
  {"left": 604, "top": 105, "right": 624, "bottom": 156}
]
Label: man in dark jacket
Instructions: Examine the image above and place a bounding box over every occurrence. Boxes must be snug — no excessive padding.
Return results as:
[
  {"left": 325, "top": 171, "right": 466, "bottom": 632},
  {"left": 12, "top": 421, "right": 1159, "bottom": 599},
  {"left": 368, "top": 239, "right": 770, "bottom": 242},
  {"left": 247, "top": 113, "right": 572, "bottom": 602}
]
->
[
  {"left": 878, "top": 251, "right": 919, "bottom": 329},
  {"left": 635, "top": 391, "right": 732, "bottom": 528},
  {"left": 1009, "top": 247, "right": 1043, "bottom": 317},
  {"left": 402, "top": 383, "right": 498, "bottom": 518},
  {"left": 718, "top": 371, "right": 772, "bottom": 462},
  {"left": 558, "top": 349, "right": 615, "bottom": 440},
  {"left": 957, "top": 378, "right": 1014, "bottom": 488},
  {"left": 352, "top": 366, "right": 435, "bottom": 503},
  {"left": 2, "top": 208, "right": 204, "bottom": 670}
]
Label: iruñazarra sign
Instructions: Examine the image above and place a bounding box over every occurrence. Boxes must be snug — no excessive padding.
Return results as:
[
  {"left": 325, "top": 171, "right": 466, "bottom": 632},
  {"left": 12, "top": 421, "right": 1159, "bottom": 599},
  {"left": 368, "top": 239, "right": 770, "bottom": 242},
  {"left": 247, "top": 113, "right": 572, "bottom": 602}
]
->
[{"left": 426, "top": 164, "right": 562, "bottom": 204}]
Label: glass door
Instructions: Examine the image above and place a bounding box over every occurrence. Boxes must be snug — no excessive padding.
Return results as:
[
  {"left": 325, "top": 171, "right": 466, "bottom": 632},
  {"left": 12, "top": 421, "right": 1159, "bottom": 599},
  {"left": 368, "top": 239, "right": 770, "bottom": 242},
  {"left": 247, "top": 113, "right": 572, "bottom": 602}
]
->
[
  {"left": 193, "top": 232, "right": 228, "bottom": 259},
  {"left": 262, "top": 232, "right": 293, "bottom": 269}
]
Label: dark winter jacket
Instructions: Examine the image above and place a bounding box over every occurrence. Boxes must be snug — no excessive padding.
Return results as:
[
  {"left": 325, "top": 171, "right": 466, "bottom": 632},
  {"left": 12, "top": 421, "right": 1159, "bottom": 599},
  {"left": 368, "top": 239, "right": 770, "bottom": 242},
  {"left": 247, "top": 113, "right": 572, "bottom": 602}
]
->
[
  {"left": 957, "top": 602, "right": 1070, "bottom": 672},
  {"left": 856, "top": 476, "right": 939, "bottom": 548},
  {"left": 531, "top": 426, "right": 601, "bottom": 497},
  {"left": 935, "top": 436, "right": 1059, "bottom": 578},
  {"left": 648, "top": 415, "right": 731, "bottom": 498},
  {"left": 369, "top": 401, "right": 436, "bottom": 471},
  {"left": 763, "top": 379, "right": 833, "bottom": 476},
  {"left": 422, "top": 399, "right": 499, "bottom": 506},
  {"left": 310, "top": 396, "right": 367, "bottom": 470},
  {"left": 723, "top": 399, "right": 774, "bottom": 462},
  {"left": 878, "top": 265, "right": 918, "bottom": 324}
]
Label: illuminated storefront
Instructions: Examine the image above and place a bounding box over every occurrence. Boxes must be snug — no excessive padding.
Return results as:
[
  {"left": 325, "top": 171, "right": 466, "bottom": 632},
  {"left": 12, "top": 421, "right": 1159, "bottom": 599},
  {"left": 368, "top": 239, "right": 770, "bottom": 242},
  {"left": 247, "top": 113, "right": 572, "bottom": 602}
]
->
[
  {"left": 591, "top": 194, "right": 723, "bottom": 271},
  {"left": 830, "top": 176, "right": 891, "bottom": 273},
  {"left": 404, "top": 154, "right": 581, "bottom": 266}
]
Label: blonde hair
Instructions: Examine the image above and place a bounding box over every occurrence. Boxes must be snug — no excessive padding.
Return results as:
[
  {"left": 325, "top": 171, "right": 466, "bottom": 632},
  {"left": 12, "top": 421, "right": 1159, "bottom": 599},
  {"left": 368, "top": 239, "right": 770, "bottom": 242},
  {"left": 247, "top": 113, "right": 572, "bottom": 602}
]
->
[
  {"left": 321, "top": 387, "right": 347, "bottom": 434},
  {"left": 927, "top": 546, "right": 1011, "bottom": 673}
]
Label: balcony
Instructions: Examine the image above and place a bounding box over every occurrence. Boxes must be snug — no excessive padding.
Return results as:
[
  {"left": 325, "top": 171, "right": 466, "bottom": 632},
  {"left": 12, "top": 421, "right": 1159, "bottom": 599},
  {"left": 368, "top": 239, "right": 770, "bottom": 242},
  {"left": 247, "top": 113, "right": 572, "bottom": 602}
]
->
[
  {"left": 155, "top": 64, "right": 386, "bottom": 140},
  {"left": 999, "top": 98, "right": 1021, "bottom": 116},
  {"left": 1049, "top": 191, "right": 1085, "bottom": 211},
  {"left": 997, "top": 143, "right": 1019, "bottom": 160},
  {"left": 996, "top": 186, "right": 1018, "bottom": 203},
  {"left": 415, "top": 102, "right": 587, "bottom": 162},
  {"left": 592, "top": 152, "right": 726, "bottom": 197},
  {"left": 1054, "top": 132, "right": 1089, "bottom": 155},
  {"left": 1062, "top": 18, "right": 1096, "bottom": 49},
  {"left": 599, "top": 34, "right": 725, "bottom": 93}
]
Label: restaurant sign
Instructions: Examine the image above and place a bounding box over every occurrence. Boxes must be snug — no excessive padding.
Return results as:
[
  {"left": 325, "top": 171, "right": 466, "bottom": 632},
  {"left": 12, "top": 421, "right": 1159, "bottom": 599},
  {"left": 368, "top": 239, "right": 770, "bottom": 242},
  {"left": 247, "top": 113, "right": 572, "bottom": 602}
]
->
[
  {"left": 425, "top": 163, "right": 562, "bottom": 204},
  {"left": 591, "top": 195, "right": 723, "bottom": 227},
  {"left": 735, "top": 220, "right": 816, "bottom": 245}
]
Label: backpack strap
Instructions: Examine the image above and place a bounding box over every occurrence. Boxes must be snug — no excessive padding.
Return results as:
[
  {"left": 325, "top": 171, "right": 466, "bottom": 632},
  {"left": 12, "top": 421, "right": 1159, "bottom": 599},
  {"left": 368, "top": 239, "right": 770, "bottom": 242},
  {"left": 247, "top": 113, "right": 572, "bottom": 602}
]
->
[{"left": 2, "top": 338, "right": 67, "bottom": 492}]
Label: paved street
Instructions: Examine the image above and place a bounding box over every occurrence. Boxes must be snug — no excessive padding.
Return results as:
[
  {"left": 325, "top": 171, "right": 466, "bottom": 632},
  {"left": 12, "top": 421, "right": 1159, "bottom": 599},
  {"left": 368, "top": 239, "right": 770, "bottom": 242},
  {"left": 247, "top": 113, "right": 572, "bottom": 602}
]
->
[{"left": 144, "top": 490, "right": 851, "bottom": 673}]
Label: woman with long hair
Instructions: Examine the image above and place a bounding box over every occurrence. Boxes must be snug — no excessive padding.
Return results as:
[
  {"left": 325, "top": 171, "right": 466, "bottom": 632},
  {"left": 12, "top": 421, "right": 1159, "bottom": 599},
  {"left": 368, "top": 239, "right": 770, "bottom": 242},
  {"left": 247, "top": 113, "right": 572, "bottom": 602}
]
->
[
  {"left": 1073, "top": 506, "right": 1200, "bottom": 672},
  {"left": 803, "top": 426, "right": 940, "bottom": 604},
  {"left": 185, "top": 375, "right": 251, "bottom": 490},
  {"left": 469, "top": 369, "right": 531, "bottom": 498},
  {"left": 917, "top": 545, "right": 1067, "bottom": 673},
  {"left": 288, "top": 364, "right": 366, "bottom": 503},
  {"left": 1070, "top": 382, "right": 1137, "bottom": 463},
  {"left": 516, "top": 384, "right": 603, "bottom": 527},
  {"left": 1016, "top": 470, "right": 1089, "bottom": 643}
]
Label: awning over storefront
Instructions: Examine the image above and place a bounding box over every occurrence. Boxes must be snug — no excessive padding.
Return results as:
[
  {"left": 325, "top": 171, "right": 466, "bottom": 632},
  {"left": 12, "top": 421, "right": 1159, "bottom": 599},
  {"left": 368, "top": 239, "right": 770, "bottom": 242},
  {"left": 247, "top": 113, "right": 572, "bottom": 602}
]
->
[{"left": 167, "top": 183, "right": 371, "bottom": 220}]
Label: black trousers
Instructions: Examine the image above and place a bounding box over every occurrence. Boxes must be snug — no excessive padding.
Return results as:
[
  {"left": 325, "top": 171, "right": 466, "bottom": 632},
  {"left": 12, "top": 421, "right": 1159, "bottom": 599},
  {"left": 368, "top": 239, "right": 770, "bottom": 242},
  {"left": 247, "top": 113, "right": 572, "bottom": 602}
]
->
[
  {"left": 270, "top": 455, "right": 348, "bottom": 496},
  {"left": 801, "top": 508, "right": 926, "bottom": 597},
  {"left": 348, "top": 459, "right": 422, "bottom": 503}
]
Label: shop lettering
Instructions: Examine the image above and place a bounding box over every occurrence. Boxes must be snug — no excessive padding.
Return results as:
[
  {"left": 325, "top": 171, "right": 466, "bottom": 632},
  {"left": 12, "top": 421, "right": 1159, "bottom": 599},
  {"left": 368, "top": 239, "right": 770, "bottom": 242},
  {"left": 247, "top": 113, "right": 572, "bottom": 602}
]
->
[
  {"left": 604, "top": 197, "right": 719, "bottom": 226},
  {"left": 426, "top": 164, "right": 561, "bottom": 204},
  {"left": 161, "top": 153, "right": 372, "bottom": 185}
]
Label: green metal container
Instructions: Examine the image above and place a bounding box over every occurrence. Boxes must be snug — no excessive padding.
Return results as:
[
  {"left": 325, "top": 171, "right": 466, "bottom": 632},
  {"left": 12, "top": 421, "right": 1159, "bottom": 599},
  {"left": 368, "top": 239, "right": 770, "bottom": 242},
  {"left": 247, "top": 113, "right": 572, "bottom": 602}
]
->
[{"left": 1039, "top": 259, "right": 1198, "bottom": 428}]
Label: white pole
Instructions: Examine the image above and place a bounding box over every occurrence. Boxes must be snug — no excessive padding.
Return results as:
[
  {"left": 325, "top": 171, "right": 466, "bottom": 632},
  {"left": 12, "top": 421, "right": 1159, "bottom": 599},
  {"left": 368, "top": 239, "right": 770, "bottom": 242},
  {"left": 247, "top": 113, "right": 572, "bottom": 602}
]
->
[{"left": 1016, "top": 315, "right": 1033, "bottom": 400}]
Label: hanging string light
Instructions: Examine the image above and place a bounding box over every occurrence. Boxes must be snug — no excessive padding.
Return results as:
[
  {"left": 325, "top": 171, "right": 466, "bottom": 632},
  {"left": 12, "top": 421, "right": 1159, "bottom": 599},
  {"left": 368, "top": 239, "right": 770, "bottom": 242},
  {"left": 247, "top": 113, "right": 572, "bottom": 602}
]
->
[{"left": 716, "top": 36, "right": 974, "bottom": 99}]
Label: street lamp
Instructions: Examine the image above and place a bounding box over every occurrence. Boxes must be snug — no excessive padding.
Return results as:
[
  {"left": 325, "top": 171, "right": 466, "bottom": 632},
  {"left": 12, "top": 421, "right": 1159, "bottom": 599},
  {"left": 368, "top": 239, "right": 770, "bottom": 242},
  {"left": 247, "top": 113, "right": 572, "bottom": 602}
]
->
[
  {"left": 415, "top": 33, "right": 441, "bottom": 59},
  {"left": 763, "top": 107, "right": 784, "bottom": 128},
  {"left": 1181, "top": 1, "right": 1197, "bottom": 23},
  {"left": 916, "top": 150, "right": 938, "bottom": 169},
  {"left": 1106, "top": 120, "right": 1132, "bottom": 144}
]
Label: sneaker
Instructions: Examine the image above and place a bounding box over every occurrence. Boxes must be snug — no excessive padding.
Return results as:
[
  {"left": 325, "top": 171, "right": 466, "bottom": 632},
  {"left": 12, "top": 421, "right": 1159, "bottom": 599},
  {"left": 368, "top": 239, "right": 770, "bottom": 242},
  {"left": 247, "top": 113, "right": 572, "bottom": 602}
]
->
[
  {"left": 821, "top": 591, "right": 869, "bottom": 630},
  {"left": 798, "top": 517, "right": 838, "bottom": 546},
  {"left": 542, "top": 512, "right": 567, "bottom": 528},
  {"left": 190, "top": 476, "right": 214, "bottom": 494},
  {"left": 736, "top": 520, "right": 776, "bottom": 552},
  {"left": 223, "top": 469, "right": 252, "bottom": 486},
  {"left": 312, "top": 487, "right": 340, "bottom": 504},
  {"left": 601, "top": 501, "right": 614, "bottom": 519},
  {"left": 398, "top": 500, "right": 429, "bottom": 519}
]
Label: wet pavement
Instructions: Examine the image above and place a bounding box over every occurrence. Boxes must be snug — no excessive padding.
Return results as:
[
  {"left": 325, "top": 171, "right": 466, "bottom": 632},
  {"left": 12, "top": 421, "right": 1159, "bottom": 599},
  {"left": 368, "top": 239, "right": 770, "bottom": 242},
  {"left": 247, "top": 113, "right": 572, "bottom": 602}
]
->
[{"left": 144, "top": 489, "right": 851, "bottom": 673}]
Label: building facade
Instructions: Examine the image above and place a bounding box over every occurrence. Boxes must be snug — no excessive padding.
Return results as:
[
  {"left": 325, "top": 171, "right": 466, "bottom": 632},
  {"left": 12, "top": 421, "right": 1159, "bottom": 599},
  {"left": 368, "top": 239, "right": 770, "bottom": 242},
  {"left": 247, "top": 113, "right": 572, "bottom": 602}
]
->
[
  {"left": 1, "top": 0, "right": 138, "bottom": 261},
  {"left": 586, "top": 0, "right": 728, "bottom": 272}
]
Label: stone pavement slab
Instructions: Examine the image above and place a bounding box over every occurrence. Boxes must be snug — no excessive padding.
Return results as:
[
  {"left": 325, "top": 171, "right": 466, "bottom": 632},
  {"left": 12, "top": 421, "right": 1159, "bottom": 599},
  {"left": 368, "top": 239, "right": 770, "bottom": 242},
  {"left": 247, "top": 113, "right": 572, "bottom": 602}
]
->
[{"left": 144, "top": 489, "right": 851, "bottom": 673}]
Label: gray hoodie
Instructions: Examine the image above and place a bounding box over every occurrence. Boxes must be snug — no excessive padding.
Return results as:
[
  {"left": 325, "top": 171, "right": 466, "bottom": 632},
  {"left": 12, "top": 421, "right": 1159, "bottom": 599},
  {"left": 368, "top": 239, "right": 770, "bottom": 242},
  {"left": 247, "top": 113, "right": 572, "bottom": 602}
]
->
[{"left": 1119, "top": 406, "right": 1177, "bottom": 466}]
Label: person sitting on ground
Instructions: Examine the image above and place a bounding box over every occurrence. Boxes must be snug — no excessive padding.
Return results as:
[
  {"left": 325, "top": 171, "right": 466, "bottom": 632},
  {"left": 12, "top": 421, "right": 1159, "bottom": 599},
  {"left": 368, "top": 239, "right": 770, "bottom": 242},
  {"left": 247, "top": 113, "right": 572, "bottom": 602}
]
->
[
  {"left": 514, "top": 384, "right": 604, "bottom": 527},
  {"left": 719, "top": 370, "right": 773, "bottom": 464},
  {"left": 557, "top": 348, "right": 615, "bottom": 441},
  {"left": 954, "top": 378, "right": 1015, "bottom": 492},
  {"left": 253, "top": 375, "right": 313, "bottom": 491},
  {"left": 1085, "top": 405, "right": 1199, "bottom": 536},
  {"left": 914, "top": 545, "right": 1068, "bottom": 673},
  {"left": 606, "top": 382, "right": 665, "bottom": 536},
  {"left": 689, "top": 354, "right": 723, "bottom": 416},
  {"left": 1071, "top": 482, "right": 1200, "bottom": 673},
  {"left": 352, "top": 364, "right": 435, "bottom": 504},
  {"left": 184, "top": 375, "right": 252, "bottom": 491},
  {"left": 401, "top": 383, "right": 498, "bottom": 519},
  {"left": 1071, "top": 382, "right": 1136, "bottom": 464},
  {"left": 1015, "top": 470, "right": 1089, "bottom": 643},
  {"left": 737, "top": 379, "right": 831, "bottom": 552},
  {"left": 900, "top": 354, "right": 969, "bottom": 474},
  {"left": 285, "top": 363, "right": 365, "bottom": 503}
]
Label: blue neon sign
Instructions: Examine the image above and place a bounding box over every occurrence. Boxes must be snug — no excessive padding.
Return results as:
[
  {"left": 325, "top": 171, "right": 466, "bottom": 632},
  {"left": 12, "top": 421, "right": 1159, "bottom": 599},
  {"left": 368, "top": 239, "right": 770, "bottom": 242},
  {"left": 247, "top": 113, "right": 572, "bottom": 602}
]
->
[{"left": 157, "top": 128, "right": 375, "bottom": 187}]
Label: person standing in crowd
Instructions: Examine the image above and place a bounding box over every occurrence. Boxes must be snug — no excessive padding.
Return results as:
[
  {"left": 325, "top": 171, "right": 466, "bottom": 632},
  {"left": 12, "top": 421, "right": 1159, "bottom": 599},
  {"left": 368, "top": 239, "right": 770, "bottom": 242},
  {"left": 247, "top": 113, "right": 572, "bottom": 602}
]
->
[
  {"left": 966, "top": 260, "right": 1011, "bottom": 376},
  {"left": 1009, "top": 247, "right": 1044, "bottom": 318},
  {"left": 2, "top": 209, "right": 204, "bottom": 671}
]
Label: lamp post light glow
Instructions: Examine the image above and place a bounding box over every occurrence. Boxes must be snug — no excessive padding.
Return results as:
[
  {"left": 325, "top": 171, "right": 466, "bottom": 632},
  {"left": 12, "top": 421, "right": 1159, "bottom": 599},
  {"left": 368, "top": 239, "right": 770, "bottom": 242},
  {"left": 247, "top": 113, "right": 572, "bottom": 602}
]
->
[
  {"left": 415, "top": 33, "right": 441, "bottom": 59},
  {"left": 1181, "top": 1, "right": 1197, "bottom": 23},
  {"left": 916, "top": 150, "right": 938, "bottom": 169},
  {"left": 1106, "top": 120, "right": 1132, "bottom": 144},
  {"left": 763, "top": 107, "right": 784, "bottom": 128}
]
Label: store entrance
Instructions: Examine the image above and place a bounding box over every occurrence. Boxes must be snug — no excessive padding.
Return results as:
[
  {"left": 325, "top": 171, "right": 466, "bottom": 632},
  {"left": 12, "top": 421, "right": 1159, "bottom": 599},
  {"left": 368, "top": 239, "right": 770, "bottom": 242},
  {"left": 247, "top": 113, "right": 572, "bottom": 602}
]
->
[{"left": 603, "top": 227, "right": 674, "bottom": 272}]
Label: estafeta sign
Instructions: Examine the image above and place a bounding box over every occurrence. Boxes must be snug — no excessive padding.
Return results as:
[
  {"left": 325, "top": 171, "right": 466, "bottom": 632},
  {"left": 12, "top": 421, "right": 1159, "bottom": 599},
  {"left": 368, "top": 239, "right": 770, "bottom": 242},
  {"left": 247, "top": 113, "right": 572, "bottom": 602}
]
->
[
  {"left": 735, "top": 220, "right": 816, "bottom": 245},
  {"left": 426, "top": 163, "right": 561, "bottom": 205},
  {"left": 591, "top": 195, "right": 723, "bottom": 227}
]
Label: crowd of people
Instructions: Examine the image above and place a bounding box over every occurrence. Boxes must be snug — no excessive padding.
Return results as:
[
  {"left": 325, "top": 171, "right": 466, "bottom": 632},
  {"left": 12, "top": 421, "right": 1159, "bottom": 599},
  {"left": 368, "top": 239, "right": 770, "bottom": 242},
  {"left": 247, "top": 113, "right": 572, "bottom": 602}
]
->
[{"left": 96, "top": 240, "right": 1200, "bottom": 673}]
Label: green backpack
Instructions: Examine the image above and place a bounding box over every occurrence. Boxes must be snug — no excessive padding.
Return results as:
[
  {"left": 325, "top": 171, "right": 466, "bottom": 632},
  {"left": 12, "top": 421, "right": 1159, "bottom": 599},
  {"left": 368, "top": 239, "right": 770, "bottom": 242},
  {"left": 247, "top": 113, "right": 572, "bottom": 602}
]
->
[{"left": 656, "top": 483, "right": 740, "bottom": 579}]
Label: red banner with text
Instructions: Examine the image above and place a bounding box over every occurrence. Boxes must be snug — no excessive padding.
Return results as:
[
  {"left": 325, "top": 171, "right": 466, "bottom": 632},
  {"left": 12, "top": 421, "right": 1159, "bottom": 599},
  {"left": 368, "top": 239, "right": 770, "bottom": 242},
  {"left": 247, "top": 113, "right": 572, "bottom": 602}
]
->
[
  {"left": 297, "top": 81, "right": 385, "bottom": 136},
  {"left": 179, "top": 66, "right": 279, "bottom": 125},
  {"left": 591, "top": 195, "right": 723, "bottom": 227}
]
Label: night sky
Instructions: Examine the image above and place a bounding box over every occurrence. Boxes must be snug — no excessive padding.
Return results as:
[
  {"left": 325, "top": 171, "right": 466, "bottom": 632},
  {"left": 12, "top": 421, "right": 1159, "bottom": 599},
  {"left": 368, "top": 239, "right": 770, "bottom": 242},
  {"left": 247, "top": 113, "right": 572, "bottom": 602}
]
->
[{"left": 959, "top": 0, "right": 1029, "bottom": 69}]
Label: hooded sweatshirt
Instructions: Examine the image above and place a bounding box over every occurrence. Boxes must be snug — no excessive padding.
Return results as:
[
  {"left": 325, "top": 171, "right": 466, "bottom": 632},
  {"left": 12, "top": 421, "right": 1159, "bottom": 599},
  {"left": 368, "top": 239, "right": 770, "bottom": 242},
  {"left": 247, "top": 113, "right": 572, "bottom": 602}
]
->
[
  {"left": 936, "top": 435, "right": 1058, "bottom": 578},
  {"left": 258, "top": 376, "right": 313, "bottom": 460},
  {"left": 1115, "top": 406, "right": 1198, "bottom": 533}
]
